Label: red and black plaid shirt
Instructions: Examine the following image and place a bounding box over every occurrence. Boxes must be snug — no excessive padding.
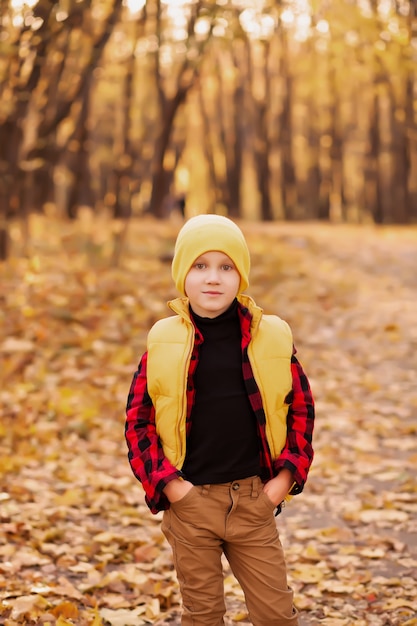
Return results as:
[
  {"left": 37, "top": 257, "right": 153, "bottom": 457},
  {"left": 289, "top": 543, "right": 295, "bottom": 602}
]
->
[{"left": 125, "top": 302, "right": 315, "bottom": 514}]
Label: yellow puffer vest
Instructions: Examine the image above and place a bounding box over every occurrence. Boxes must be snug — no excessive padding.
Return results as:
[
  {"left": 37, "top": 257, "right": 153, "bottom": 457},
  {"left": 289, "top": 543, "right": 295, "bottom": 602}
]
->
[{"left": 146, "top": 295, "right": 293, "bottom": 469}]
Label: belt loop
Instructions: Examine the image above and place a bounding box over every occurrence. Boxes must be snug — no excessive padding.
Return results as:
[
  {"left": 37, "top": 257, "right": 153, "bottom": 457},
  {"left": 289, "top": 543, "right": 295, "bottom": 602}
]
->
[
  {"left": 202, "top": 484, "right": 210, "bottom": 495},
  {"left": 251, "top": 477, "right": 258, "bottom": 498}
]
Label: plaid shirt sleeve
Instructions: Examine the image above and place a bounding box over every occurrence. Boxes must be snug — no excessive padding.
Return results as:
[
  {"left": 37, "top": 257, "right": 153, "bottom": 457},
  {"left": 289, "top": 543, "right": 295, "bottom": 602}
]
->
[
  {"left": 125, "top": 352, "right": 182, "bottom": 514},
  {"left": 273, "top": 353, "right": 315, "bottom": 494}
]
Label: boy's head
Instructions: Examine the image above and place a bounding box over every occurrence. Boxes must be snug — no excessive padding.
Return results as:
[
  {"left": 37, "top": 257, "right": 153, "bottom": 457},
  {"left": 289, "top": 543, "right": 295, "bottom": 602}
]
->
[{"left": 171, "top": 214, "right": 250, "bottom": 296}]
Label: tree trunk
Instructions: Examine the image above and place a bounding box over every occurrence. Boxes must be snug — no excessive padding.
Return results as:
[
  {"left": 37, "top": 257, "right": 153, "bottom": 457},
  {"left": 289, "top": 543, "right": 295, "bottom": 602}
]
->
[
  {"left": 389, "top": 91, "right": 410, "bottom": 224},
  {"left": 148, "top": 87, "right": 188, "bottom": 218},
  {"left": 280, "top": 77, "right": 297, "bottom": 220},
  {"left": 0, "top": 0, "right": 55, "bottom": 257},
  {"left": 405, "top": 5, "right": 417, "bottom": 221},
  {"left": 26, "top": 0, "right": 123, "bottom": 213},
  {"left": 198, "top": 82, "right": 228, "bottom": 213},
  {"left": 279, "top": 35, "right": 297, "bottom": 220},
  {"left": 250, "top": 41, "right": 273, "bottom": 221},
  {"left": 365, "top": 92, "right": 384, "bottom": 223},
  {"left": 66, "top": 84, "right": 93, "bottom": 219},
  {"left": 328, "top": 66, "right": 346, "bottom": 222}
]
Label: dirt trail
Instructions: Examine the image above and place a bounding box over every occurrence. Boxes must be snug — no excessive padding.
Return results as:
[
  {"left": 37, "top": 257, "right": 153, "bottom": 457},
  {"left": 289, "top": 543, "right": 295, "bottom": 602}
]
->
[{"left": 1, "top": 220, "right": 416, "bottom": 626}]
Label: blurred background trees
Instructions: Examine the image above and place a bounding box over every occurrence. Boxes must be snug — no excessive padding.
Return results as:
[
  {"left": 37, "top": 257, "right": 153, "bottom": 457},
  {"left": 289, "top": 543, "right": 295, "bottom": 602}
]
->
[{"left": 1, "top": 0, "right": 417, "bottom": 259}]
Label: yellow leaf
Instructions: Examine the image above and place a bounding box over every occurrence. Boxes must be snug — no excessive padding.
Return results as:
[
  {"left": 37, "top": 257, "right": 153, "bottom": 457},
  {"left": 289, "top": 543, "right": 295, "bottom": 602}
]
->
[
  {"left": 324, "top": 582, "right": 357, "bottom": 594},
  {"left": 6, "top": 595, "right": 50, "bottom": 620},
  {"left": 89, "top": 607, "right": 104, "bottom": 626},
  {"left": 382, "top": 598, "right": 417, "bottom": 611},
  {"left": 54, "top": 488, "right": 84, "bottom": 506},
  {"left": 56, "top": 616, "right": 77, "bottom": 626},
  {"left": 304, "top": 543, "right": 322, "bottom": 561},
  {"left": 53, "top": 577, "right": 83, "bottom": 600},
  {"left": 99, "top": 607, "right": 147, "bottom": 626},
  {"left": 358, "top": 509, "right": 409, "bottom": 523},
  {"left": 292, "top": 565, "right": 325, "bottom": 583},
  {"left": 93, "top": 531, "right": 119, "bottom": 543},
  {"left": 0, "top": 337, "right": 35, "bottom": 352},
  {"left": 231, "top": 610, "right": 250, "bottom": 621},
  {"left": 145, "top": 598, "right": 160, "bottom": 619},
  {"left": 359, "top": 548, "right": 386, "bottom": 558},
  {"left": 51, "top": 601, "right": 79, "bottom": 619}
]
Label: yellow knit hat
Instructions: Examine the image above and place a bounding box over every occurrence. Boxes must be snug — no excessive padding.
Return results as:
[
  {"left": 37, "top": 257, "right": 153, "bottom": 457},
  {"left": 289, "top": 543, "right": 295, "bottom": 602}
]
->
[{"left": 172, "top": 214, "right": 250, "bottom": 296}]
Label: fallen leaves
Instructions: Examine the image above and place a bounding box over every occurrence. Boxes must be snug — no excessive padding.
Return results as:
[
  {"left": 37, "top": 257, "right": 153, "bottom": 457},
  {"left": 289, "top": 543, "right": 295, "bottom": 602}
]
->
[
  {"left": 1, "top": 218, "right": 417, "bottom": 625},
  {"left": 355, "top": 509, "right": 409, "bottom": 524}
]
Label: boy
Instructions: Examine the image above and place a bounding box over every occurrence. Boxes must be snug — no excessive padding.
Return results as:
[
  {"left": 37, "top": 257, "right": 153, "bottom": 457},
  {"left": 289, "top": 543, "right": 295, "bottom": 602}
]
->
[{"left": 125, "top": 214, "right": 315, "bottom": 626}]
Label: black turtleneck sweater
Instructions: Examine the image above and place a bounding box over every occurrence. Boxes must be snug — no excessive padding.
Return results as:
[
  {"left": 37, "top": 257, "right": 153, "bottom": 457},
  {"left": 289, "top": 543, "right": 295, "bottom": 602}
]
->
[{"left": 181, "top": 300, "right": 261, "bottom": 484}]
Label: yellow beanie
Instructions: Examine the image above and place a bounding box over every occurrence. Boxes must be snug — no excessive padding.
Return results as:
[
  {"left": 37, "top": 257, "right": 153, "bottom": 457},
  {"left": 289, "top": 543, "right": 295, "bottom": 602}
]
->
[{"left": 172, "top": 214, "right": 250, "bottom": 296}]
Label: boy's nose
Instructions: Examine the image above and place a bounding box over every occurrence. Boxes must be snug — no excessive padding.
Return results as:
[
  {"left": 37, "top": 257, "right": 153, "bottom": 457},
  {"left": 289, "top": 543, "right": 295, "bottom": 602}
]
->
[{"left": 206, "top": 269, "right": 220, "bottom": 282}]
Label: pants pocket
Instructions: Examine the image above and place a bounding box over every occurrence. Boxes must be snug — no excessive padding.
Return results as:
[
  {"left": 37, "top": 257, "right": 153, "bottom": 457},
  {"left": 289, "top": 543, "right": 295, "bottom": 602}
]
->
[{"left": 259, "top": 489, "right": 279, "bottom": 512}]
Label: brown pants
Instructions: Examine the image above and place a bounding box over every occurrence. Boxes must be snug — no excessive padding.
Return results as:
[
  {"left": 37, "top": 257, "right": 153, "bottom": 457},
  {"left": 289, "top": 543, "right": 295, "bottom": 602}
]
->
[{"left": 161, "top": 475, "right": 299, "bottom": 626}]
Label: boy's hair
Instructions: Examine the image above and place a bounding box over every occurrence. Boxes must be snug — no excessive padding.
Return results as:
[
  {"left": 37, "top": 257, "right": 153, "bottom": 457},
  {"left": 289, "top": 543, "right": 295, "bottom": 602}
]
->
[{"left": 171, "top": 214, "right": 251, "bottom": 296}]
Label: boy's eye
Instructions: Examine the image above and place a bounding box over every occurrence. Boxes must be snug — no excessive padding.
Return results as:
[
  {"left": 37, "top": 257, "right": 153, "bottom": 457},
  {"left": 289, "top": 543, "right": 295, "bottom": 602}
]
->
[
  {"left": 195, "top": 263, "right": 206, "bottom": 269},
  {"left": 222, "top": 264, "right": 233, "bottom": 271}
]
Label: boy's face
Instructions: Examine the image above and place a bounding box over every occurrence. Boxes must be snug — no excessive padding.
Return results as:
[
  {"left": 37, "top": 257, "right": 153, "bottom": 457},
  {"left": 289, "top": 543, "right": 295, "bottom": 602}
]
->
[{"left": 184, "top": 251, "right": 240, "bottom": 318}]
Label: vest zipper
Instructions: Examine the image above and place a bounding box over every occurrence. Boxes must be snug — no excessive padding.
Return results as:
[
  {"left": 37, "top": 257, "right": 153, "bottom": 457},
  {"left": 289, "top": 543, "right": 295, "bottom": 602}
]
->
[{"left": 178, "top": 323, "right": 195, "bottom": 467}]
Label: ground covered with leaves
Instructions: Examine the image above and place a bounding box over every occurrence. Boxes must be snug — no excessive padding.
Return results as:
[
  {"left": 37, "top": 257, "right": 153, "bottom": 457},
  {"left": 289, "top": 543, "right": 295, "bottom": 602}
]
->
[{"left": 1, "top": 217, "right": 416, "bottom": 626}]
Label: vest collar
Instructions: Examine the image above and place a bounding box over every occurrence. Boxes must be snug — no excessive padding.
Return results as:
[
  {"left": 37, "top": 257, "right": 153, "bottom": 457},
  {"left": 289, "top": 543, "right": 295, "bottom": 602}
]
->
[{"left": 167, "top": 297, "right": 192, "bottom": 320}]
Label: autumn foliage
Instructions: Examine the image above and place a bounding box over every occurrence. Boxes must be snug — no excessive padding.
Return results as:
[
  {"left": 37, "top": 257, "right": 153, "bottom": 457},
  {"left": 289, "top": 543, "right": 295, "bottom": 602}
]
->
[
  {"left": 1, "top": 0, "right": 417, "bottom": 264},
  {"left": 1, "top": 217, "right": 416, "bottom": 625}
]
